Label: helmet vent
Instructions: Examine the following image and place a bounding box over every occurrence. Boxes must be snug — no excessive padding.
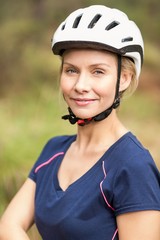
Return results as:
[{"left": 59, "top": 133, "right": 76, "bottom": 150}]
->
[
  {"left": 105, "top": 21, "right": 119, "bottom": 30},
  {"left": 88, "top": 14, "right": 102, "bottom": 28},
  {"left": 73, "top": 14, "right": 83, "bottom": 28},
  {"left": 61, "top": 24, "right": 66, "bottom": 30},
  {"left": 122, "top": 37, "right": 133, "bottom": 42}
]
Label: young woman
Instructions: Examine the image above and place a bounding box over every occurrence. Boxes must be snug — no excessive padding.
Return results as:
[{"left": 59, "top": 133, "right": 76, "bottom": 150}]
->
[{"left": 0, "top": 5, "right": 159, "bottom": 240}]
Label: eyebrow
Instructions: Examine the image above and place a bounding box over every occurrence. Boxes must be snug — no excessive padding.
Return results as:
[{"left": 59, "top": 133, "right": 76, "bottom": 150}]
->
[{"left": 63, "top": 62, "right": 112, "bottom": 68}]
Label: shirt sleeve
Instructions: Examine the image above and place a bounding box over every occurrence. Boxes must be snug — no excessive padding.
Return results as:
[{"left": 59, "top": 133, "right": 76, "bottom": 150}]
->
[{"left": 112, "top": 151, "right": 160, "bottom": 216}]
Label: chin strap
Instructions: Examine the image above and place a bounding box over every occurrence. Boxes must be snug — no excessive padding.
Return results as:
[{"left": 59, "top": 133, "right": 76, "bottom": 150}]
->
[
  {"left": 62, "top": 55, "right": 121, "bottom": 126},
  {"left": 62, "top": 107, "right": 92, "bottom": 126}
]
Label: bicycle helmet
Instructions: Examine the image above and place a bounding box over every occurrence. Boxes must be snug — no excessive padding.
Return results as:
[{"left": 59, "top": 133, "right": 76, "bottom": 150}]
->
[
  {"left": 51, "top": 5, "right": 144, "bottom": 126},
  {"left": 52, "top": 5, "right": 144, "bottom": 78}
]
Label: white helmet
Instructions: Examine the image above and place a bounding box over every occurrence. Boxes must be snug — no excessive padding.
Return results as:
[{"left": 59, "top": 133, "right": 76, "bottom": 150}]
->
[{"left": 52, "top": 5, "right": 144, "bottom": 78}]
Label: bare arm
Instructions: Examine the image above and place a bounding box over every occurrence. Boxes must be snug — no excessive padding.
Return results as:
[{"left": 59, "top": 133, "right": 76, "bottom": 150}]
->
[
  {"left": 0, "top": 178, "right": 36, "bottom": 240},
  {"left": 117, "top": 210, "right": 160, "bottom": 240}
]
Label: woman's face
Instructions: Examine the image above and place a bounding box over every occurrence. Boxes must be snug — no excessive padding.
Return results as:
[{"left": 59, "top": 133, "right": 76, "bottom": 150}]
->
[{"left": 60, "top": 49, "right": 118, "bottom": 119}]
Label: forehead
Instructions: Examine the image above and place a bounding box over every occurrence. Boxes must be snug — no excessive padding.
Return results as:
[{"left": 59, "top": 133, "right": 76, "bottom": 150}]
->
[{"left": 62, "top": 48, "right": 117, "bottom": 65}]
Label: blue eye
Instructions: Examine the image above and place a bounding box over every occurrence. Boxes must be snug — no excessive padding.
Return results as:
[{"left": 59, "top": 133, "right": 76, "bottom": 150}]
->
[
  {"left": 94, "top": 69, "right": 104, "bottom": 75},
  {"left": 65, "top": 68, "right": 78, "bottom": 74},
  {"left": 67, "top": 69, "right": 76, "bottom": 73}
]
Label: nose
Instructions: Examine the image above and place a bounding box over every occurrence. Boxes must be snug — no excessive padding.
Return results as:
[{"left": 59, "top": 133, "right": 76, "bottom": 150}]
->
[{"left": 74, "top": 72, "right": 91, "bottom": 93}]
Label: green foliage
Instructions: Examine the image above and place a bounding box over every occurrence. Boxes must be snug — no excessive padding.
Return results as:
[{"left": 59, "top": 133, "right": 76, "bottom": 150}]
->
[
  {"left": 0, "top": 87, "right": 75, "bottom": 177},
  {"left": 81, "top": 0, "right": 160, "bottom": 39}
]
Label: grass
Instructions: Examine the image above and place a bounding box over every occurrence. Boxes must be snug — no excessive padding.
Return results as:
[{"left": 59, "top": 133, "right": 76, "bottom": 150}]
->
[
  {"left": 119, "top": 91, "right": 160, "bottom": 166},
  {"left": 0, "top": 85, "right": 75, "bottom": 178}
]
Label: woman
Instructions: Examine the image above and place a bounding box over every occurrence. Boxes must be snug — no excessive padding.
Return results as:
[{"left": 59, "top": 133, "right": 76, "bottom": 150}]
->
[{"left": 0, "top": 5, "right": 159, "bottom": 240}]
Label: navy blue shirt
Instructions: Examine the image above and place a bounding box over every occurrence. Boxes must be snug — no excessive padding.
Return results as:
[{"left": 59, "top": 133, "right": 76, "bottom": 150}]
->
[{"left": 29, "top": 132, "right": 160, "bottom": 240}]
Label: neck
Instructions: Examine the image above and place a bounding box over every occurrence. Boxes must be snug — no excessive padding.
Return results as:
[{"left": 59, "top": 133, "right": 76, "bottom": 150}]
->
[{"left": 75, "top": 110, "right": 128, "bottom": 151}]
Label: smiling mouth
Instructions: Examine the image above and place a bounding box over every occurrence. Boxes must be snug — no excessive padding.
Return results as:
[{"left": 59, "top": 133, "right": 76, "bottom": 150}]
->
[{"left": 72, "top": 98, "right": 96, "bottom": 106}]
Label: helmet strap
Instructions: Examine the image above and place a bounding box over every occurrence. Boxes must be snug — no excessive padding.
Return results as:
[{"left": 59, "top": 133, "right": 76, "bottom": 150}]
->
[{"left": 62, "top": 55, "right": 121, "bottom": 126}]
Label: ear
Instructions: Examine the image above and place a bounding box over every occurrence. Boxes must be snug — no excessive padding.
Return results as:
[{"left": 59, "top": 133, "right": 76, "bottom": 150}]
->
[{"left": 119, "top": 71, "right": 132, "bottom": 92}]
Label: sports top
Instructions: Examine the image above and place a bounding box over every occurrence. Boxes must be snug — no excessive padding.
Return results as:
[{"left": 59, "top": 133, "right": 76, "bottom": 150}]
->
[{"left": 29, "top": 132, "right": 160, "bottom": 240}]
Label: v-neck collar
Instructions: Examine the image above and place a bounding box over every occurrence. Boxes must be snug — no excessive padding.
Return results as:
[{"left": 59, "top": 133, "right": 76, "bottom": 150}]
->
[{"left": 53, "top": 132, "right": 131, "bottom": 196}]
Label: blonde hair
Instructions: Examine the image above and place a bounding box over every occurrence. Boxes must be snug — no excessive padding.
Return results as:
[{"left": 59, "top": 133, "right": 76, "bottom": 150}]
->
[{"left": 120, "top": 57, "right": 138, "bottom": 98}]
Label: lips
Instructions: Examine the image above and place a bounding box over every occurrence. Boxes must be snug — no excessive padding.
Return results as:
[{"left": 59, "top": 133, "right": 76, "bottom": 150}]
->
[{"left": 71, "top": 98, "right": 96, "bottom": 106}]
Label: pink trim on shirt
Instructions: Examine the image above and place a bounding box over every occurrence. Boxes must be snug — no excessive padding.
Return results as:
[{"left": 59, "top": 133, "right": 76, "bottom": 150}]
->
[
  {"left": 100, "top": 161, "right": 118, "bottom": 239},
  {"left": 100, "top": 161, "right": 115, "bottom": 211},
  {"left": 34, "top": 152, "right": 64, "bottom": 173},
  {"left": 112, "top": 228, "right": 118, "bottom": 240}
]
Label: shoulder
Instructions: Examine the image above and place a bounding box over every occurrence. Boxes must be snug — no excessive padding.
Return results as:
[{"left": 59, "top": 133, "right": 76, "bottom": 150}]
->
[
  {"left": 46, "top": 135, "right": 76, "bottom": 148},
  {"left": 40, "top": 134, "right": 76, "bottom": 156},
  {"left": 110, "top": 132, "right": 160, "bottom": 192},
  {"left": 28, "top": 135, "right": 76, "bottom": 181},
  {"left": 117, "top": 132, "right": 158, "bottom": 173},
  {"left": 40, "top": 134, "right": 76, "bottom": 158},
  {"left": 104, "top": 132, "right": 156, "bottom": 173},
  {"left": 102, "top": 132, "right": 160, "bottom": 215}
]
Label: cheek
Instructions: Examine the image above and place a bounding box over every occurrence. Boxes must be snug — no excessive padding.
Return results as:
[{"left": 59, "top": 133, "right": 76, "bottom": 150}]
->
[
  {"left": 60, "top": 76, "right": 70, "bottom": 94},
  {"left": 94, "top": 78, "right": 116, "bottom": 99}
]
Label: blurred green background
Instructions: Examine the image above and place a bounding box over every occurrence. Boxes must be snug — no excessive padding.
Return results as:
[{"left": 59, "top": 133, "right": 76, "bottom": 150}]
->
[{"left": 0, "top": 0, "right": 160, "bottom": 238}]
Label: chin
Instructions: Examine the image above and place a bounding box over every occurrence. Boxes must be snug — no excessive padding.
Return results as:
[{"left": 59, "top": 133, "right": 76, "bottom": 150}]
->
[
  {"left": 73, "top": 111, "right": 97, "bottom": 119},
  {"left": 69, "top": 106, "right": 107, "bottom": 119}
]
